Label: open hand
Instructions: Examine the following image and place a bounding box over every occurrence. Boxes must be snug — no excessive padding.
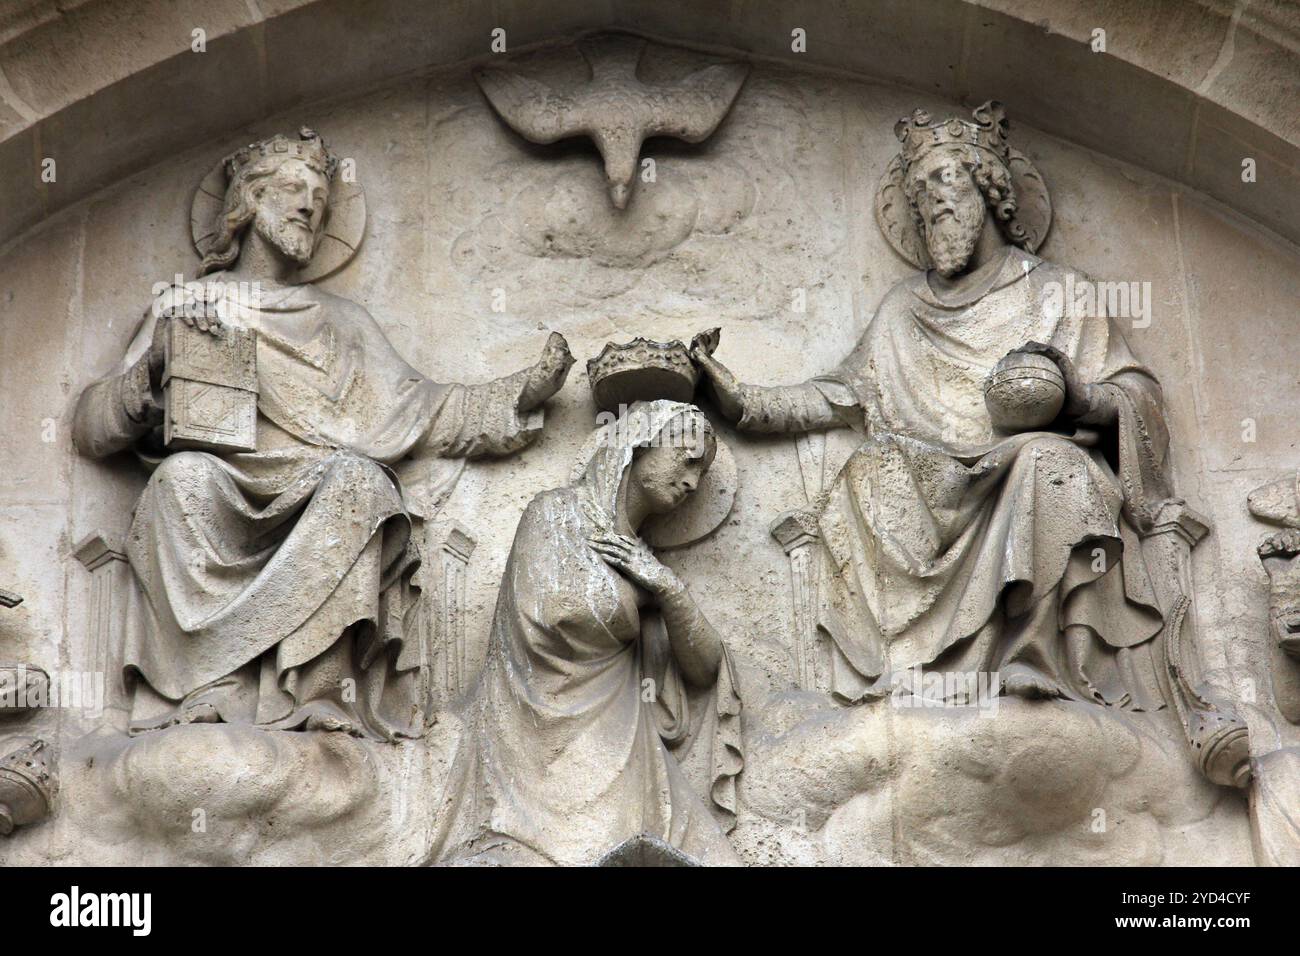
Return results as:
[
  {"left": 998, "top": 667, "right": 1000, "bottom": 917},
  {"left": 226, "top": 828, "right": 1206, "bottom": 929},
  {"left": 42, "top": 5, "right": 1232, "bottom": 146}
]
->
[{"left": 518, "top": 331, "right": 575, "bottom": 412}]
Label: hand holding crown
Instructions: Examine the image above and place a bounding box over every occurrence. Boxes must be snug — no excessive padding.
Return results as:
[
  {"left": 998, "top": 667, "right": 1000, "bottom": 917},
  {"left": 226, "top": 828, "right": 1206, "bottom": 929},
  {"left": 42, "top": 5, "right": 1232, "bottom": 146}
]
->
[{"left": 689, "top": 329, "right": 745, "bottom": 423}]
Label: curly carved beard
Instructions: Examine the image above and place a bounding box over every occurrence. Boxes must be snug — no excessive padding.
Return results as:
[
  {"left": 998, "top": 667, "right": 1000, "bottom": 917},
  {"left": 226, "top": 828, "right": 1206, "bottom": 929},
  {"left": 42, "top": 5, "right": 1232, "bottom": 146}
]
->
[
  {"left": 925, "top": 202, "right": 985, "bottom": 277},
  {"left": 255, "top": 215, "right": 315, "bottom": 266}
]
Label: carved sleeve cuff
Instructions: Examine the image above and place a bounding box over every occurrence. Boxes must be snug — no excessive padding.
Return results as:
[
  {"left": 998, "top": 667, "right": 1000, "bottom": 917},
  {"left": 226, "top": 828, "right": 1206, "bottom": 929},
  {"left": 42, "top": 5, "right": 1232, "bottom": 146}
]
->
[
  {"left": 660, "top": 589, "right": 706, "bottom": 640},
  {"left": 71, "top": 356, "right": 161, "bottom": 459},
  {"left": 1078, "top": 381, "right": 1123, "bottom": 426},
  {"left": 736, "top": 379, "right": 860, "bottom": 433},
  {"left": 123, "top": 353, "right": 162, "bottom": 425},
  {"left": 438, "top": 369, "right": 544, "bottom": 459}
]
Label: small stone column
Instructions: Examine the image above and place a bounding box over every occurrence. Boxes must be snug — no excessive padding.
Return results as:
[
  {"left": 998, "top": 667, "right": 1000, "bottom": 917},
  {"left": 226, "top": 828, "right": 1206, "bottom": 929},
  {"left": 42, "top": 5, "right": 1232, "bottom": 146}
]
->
[
  {"left": 1145, "top": 499, "right": 1251, "bottom": 789},
  {"left": 425, "top": 521, "right": 476, "bottom": 707},
  {"left": 770, "top": 509, "right": 821, "bottom": 692},
  {"left": 72, "top": 530, "right": 131, "bottom": 726}
]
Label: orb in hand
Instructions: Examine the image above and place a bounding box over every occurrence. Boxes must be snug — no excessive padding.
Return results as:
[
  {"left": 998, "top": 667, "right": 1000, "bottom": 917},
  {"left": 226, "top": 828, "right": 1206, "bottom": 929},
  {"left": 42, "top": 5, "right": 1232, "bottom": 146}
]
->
[{"left": 983, "top": 351, "right": 1066, "bottom": 432}]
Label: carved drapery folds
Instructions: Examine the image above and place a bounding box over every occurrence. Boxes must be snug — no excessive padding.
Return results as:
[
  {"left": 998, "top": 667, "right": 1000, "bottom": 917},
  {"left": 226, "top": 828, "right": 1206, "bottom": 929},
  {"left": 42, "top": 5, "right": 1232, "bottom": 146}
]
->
[
  {"left": 68, "top": 127, "right": 571, "bottom": 744},
  {"left": 1250, "top": 470, "right": 1300, "bottom": 722},
  {"left": 721, "top": 100, "right": 1252, "bottom": 797},
  {"left": 3, "top": 29, "right": 1291, "bottom": 868},
  {"left": 1258, "top": 529, "right": 1300, "bottom": 722}
]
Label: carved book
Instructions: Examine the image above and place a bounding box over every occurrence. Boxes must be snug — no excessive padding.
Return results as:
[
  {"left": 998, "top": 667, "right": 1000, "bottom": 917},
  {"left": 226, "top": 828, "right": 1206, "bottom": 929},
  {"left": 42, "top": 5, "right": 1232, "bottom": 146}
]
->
[{"left": 162, "top": 321, "right": 258, "bottom": 452}]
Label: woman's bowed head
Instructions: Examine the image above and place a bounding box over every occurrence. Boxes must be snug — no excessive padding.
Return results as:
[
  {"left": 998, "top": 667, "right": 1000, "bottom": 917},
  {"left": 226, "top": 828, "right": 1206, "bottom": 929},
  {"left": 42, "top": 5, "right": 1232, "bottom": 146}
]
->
[
  {"left": 588, "top": 405, "right": 721, "bottom": 686},
  {"left": 592, "top": 404, "right": 716, "bottom": 530},
  {"left": 431, "top": 400, "right": 743, "bottom": 865}
]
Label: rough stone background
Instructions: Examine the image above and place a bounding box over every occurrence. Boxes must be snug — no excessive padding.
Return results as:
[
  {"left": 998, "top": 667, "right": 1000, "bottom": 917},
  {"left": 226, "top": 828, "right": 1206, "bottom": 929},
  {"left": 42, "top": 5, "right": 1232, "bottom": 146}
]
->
[{"left": 0, "top": 39, "right": 1295, "bottom": 865}]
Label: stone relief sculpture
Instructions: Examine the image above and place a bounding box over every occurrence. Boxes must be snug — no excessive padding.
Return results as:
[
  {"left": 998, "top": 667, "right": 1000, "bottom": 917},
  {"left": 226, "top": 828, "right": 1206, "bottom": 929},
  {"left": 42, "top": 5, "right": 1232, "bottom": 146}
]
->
[
  {"left": 692, "top": 102, "right": 1247, "bottom": 783},
  {"left": 1248, "top": 470, "right": 1300, "bottom": 722},
  {"left": 1256, "top": 528, "right": 1300, "bottom": 721},
  {"left": 1246, "top": 473, "right": 1300, "bottom": 864},
  {"left": 585, "top": 333, "right": 739, "bottom": 550},
  {"left": 0, "top": 592, "right": 56, "bottom": 837},
  {"left": 475, "top": 33, "right": 748, "bottom": 208},
  {"left": 431, "top": 401, "right": 742, "bottom": 866},
  {"left": 70, "top": 128, "right": 574, "bottom": 742},
  {"left": 0, "top": 739, "right": 55, "bottom": 836},
  {"left": 3, "top": 8, "right": 1294, "bottom": 872}
]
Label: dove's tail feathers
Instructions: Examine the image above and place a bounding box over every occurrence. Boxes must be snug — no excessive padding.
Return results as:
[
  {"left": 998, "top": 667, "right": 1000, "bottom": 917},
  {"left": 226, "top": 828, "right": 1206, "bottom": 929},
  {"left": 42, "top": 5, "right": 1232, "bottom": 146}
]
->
[
  {"left": 654, "top": 62, "right": 751, "bottom": 142},
  {"left": 473, "top": 68, "right": 576, "bottom": 144},
  {"left": 590, "top": 127, "right": 644, "bottom": 207},
  {"left": 577, "top": 33, "right": 647, "bottom": 81}
]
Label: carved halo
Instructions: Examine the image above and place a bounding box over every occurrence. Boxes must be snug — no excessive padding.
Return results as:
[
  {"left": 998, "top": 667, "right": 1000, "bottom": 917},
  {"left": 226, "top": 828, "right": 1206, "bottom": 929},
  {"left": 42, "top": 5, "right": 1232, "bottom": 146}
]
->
[
  {"left": 189, "top": 159, "right": 366, "bottom": 284},
  {"left": 569, "top": 426, "right": 739, "bottom": 550},
  {"left": 874, "top": 147, "right": 1052, "bottom": 269}
]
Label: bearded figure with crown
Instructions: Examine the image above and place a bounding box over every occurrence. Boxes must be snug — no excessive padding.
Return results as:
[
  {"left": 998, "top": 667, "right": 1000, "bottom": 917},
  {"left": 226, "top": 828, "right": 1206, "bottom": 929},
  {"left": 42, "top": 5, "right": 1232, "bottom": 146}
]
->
[
  {"left": 694, "top": 102, "right": 1179, "bottom": 710},
  {"left": 73, "top": 129, "right": 573, "bottom": 741}
]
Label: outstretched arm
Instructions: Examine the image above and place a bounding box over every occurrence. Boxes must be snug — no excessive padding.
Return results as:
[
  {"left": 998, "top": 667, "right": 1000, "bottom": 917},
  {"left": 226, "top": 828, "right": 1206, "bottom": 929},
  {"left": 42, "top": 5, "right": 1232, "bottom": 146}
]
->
[
  {"left": 426, "top": 332, "right": 575, "bottom": 459},
  {"left": 689, "top": 331, "right": 860, "bottom": 435}
]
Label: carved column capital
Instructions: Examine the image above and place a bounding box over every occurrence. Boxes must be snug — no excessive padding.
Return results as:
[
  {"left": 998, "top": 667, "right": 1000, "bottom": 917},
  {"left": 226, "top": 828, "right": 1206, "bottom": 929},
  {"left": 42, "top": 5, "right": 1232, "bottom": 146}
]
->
[
  {"left": 769, "top": 509, "right": 820, "bottom": 554},
  {"left": 1148, "top": 498, "right": 1211, "bottom": 547},
  {"left": 72, "top": 531, "right": 127, "bottom": 572}
]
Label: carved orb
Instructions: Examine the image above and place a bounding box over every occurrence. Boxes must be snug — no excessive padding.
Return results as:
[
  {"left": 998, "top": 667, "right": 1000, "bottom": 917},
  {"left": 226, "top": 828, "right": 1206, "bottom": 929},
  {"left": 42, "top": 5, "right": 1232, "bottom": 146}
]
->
[{"left": 984, "top": 352, "right": 1065, "bottom": 432}]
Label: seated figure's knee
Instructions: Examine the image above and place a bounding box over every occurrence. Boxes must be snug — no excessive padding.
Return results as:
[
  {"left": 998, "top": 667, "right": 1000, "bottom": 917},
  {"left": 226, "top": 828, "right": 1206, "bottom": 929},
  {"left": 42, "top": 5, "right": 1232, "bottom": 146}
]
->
[
  {"left": 320, "top": 450, "right": 398, "bottom": 497},
  {"left": 149, "top": 451, "right": 219, "bottom": 489}
]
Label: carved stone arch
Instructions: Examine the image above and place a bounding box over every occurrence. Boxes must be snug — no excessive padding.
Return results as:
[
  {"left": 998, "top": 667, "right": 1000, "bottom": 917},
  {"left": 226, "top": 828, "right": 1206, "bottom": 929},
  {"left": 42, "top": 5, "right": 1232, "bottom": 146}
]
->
[{"left": 2, "top": 0, "right": 1298, "bottom": 247}]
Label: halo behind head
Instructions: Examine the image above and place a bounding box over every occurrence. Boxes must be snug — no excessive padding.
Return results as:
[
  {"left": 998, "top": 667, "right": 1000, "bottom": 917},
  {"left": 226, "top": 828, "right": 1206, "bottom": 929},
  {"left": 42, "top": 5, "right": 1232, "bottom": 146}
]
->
[{"left": 190, "top": 129, "right": 366, "bottom": 283}]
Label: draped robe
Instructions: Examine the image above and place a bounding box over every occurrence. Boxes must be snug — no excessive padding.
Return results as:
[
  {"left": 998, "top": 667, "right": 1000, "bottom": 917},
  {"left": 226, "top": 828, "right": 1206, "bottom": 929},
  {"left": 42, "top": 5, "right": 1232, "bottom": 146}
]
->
[
  {"left": 744, "top": 248, "right": 1173, "bottom": 707},
  {"left": 431, "top": 402, "right": 743, "bottom": 866},
  {"left": 73, "top": 276, "right": 542, "bottom": 739}
]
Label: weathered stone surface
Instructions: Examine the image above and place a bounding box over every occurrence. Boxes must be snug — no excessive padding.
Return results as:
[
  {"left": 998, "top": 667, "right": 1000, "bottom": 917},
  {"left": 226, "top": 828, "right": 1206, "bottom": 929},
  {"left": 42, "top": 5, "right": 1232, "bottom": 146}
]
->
[{"left": 0, "top": 13, "right": 1298, "bottom": 868}]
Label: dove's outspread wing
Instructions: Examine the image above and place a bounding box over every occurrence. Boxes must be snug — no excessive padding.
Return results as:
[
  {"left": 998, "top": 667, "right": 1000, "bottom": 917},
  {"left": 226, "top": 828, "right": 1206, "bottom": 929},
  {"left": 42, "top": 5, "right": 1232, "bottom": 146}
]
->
[
  {"left": 644, "top": 63, "right": 751, "bottom": 142},
  {"left": 473, "top": 36, "right": 750, "bottom": 208},
  {"left": 474, "top": 68, "right": 582, "bottom": 144}
]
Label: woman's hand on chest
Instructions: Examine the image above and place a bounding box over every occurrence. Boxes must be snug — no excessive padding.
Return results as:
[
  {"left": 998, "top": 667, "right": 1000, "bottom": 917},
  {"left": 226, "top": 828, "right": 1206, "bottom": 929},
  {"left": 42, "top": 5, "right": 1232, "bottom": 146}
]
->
[{"left": 587, "top": 532, "right": 683, "bottom": 600}]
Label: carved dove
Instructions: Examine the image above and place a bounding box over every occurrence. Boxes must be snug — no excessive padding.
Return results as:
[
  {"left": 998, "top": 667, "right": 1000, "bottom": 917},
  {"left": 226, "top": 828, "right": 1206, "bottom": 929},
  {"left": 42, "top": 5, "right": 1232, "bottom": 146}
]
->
[{"left": 475, "top": 35, "right": 749, "bottom": 209}]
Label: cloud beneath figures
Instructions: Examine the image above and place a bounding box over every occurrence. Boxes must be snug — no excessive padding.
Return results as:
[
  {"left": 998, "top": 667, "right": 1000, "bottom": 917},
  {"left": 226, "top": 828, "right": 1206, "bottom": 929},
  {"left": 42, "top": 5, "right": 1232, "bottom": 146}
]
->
[{"left": 449, "top": 150, "right": 829, "bottom": 322}]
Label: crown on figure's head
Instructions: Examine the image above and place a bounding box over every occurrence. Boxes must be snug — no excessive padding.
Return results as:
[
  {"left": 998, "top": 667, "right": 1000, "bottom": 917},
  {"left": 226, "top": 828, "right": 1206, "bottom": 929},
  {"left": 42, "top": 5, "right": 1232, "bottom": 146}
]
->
[
  {"left": 894, "top": 100, "right": 1010, "bottom": 174},
  {"left": 223, "top": 127, "right": 339, "bottom": 182}
]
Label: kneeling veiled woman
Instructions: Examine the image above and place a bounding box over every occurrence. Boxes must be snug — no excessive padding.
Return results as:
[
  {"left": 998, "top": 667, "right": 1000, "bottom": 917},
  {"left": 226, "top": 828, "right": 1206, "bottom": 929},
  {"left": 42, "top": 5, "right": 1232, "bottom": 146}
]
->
[{"left": 431, "top": 401, "right": 744, "bottom": 866}]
